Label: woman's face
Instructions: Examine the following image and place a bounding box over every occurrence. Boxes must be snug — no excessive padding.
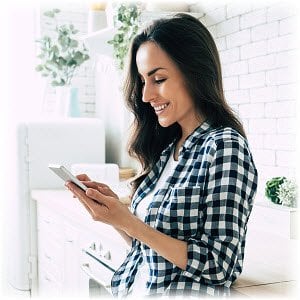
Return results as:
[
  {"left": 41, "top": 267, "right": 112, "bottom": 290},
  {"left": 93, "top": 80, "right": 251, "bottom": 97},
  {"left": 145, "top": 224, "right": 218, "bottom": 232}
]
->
[{"left": 136, "top": 41, "right": 201, "bottom": 132}]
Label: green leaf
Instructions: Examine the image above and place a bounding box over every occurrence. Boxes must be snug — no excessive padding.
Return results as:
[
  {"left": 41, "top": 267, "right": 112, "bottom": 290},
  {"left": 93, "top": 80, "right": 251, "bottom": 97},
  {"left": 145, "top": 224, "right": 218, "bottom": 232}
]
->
[
  {"left": 43, "top": 11, "right": 55, "bottom": 18},
  {"left": 35, "top": 65, "right": 44, "bottom": 72},
  {"left": 69, "top": 39, "right": 78, "bottom": 48},
  {"left": 66, "top": 58, "right": 76, "bottom": 67},
  {"left": 52, "top": 46, "right": 59, "bottom": 57},
  {"left": 37, "top": 53, "right": 45, "bottom": 59},
  {"left": 51, "top": 80, "right": 61, "bottom": 86},
  {"left": 265, "top": 176, "right": 286, "bottom": 204}
]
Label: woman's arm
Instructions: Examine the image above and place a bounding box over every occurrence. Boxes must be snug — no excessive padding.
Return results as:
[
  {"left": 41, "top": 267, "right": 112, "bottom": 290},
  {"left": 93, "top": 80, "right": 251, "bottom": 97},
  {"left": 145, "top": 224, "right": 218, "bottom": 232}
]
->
[
  {"left": 114, "top": 227, "right": 132, "bottom": 246},
  {"left": 127, "top": 216, "right": 188, "bottom": 270},
  {"left": 66, "top": 182, "right": 188, "bottom": 270}
]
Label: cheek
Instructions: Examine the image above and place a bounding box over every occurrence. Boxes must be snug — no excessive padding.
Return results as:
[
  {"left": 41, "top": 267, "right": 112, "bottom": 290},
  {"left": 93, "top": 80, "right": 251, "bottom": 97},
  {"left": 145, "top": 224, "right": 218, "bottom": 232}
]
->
[
  {"left": 160, "top": 82, "right": 178, "bottom": 99},
  {"left": 159, "top": 80, "right": 190, "bottom": 106}
]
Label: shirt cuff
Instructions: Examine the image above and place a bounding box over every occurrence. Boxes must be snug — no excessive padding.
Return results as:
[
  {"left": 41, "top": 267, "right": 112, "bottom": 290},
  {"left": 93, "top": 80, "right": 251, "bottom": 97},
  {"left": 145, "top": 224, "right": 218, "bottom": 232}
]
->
[{"left": 182, "top": 237, "right": 205, "bottom": 281}]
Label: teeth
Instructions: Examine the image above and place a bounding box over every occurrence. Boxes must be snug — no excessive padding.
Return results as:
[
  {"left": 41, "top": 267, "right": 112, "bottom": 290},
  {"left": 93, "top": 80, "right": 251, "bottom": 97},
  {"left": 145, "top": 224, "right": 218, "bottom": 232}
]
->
[{"left": 154, "top": 104, "right": 168, "bottom": 111}]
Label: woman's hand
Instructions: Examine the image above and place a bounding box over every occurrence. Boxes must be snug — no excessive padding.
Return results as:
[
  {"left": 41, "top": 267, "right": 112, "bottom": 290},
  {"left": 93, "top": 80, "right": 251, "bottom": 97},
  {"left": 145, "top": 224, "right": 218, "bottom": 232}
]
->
[
  {"left": 68, "top": 175, "right": 188, "bottom": 268},
  {"left": 65, "top": 175, "right": 136, "bottom": 235}
]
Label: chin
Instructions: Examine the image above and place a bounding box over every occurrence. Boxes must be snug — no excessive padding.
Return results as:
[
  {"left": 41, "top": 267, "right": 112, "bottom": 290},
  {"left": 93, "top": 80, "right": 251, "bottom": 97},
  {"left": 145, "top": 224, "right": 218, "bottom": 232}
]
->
[{"left": 158, "top": 119, "right": 175, "bottom": 128}]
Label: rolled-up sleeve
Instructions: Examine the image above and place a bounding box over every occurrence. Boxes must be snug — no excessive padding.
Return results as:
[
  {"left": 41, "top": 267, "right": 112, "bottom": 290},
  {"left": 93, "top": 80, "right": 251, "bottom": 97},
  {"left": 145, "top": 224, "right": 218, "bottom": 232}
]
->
[{"left": 182, "top": 138, "right": 258, "bottom": 285}]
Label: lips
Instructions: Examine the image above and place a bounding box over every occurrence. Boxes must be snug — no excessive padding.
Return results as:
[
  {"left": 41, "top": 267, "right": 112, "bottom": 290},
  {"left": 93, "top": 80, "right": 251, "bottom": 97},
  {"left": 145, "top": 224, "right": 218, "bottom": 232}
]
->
[{"left": 153, "top": 103, "right": 169, "bottom": 113}]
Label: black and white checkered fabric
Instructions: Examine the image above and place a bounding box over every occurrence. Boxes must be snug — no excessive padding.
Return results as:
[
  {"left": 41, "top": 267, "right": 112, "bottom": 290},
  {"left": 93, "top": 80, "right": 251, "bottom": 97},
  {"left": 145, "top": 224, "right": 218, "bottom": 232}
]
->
[{"left": 111, "top": 121, "right": 258, "bottom": 298}]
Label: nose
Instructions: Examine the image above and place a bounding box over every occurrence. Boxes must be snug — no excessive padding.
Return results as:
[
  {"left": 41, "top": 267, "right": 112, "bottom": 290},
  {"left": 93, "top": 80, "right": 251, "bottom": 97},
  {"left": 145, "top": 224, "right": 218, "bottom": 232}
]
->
[{"left": 142, "top": 82, "right": 156, "bottom": 103}]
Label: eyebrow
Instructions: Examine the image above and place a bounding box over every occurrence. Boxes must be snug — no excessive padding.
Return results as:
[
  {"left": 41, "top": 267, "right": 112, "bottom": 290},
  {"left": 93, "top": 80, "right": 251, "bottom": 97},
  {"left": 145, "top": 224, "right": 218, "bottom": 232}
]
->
[{"left": 140, "top": 67, "right": 166, "bottom": 78}]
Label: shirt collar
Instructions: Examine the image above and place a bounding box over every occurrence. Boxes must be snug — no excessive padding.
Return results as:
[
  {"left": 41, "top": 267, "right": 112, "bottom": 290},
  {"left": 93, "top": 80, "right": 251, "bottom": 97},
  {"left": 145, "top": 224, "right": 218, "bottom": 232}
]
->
[
  {"left": 181, "top": 120, "right": 212, "bottom": 151},
  {"left": 160, "top": 120, "right": 213, "bottom": 160}
]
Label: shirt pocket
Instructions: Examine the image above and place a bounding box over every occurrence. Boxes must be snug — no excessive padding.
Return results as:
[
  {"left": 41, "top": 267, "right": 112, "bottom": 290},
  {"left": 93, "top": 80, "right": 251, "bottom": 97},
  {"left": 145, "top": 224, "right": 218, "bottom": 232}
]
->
[{"left": 154, "top": 186, "right": 203, "bottom": 239}]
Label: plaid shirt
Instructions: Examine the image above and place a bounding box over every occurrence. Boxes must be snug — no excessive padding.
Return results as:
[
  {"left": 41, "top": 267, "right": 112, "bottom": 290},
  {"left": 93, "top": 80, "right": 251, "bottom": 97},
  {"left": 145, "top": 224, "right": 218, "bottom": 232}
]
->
[{"left": 111, "top": 121, "right": 258, "bottom": 298}]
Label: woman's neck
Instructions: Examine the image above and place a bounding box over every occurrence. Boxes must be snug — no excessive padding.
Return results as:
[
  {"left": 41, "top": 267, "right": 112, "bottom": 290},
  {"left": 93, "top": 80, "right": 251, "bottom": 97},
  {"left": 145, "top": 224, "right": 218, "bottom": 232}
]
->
[{"left": 174, "top": 117, "right": 205, "bottom": 160}]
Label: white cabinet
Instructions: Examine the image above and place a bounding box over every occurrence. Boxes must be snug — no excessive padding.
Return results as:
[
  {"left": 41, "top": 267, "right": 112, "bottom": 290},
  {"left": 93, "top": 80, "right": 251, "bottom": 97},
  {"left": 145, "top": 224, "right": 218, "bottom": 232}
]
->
[
  {"left": 36, "top": 201, "right": 93, "bottom": 297},
  {"left": 33, "top": 189, "right": 128, "bottom": 298},
  {"left": 37, "top": 203, "right": 75, "bottom": 297},
  {"left": 247, "top": 200, "right": 299, "bottom": 239}
]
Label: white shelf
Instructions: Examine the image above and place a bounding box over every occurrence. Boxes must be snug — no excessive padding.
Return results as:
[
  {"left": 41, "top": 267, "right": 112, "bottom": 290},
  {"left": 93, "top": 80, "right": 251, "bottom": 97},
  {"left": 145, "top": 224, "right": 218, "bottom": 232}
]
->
[
  {"left": 81, "top": 11, "right": 204, "bottom": 57},
  {"left": 249, "top": 199, "right": 299, "bottom": 239},
  {"left": 81, "top": 26, "right": 116, "bottom": 57},
  {"left": 255, "top": 198, "right": 298, "bottom": 212}
]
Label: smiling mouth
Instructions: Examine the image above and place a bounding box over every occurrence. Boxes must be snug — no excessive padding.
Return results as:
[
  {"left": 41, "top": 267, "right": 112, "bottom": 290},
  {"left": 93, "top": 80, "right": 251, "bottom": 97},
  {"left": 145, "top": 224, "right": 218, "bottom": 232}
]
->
[{"left": 153, "top": 103, "right": 169, "bottom": 113}]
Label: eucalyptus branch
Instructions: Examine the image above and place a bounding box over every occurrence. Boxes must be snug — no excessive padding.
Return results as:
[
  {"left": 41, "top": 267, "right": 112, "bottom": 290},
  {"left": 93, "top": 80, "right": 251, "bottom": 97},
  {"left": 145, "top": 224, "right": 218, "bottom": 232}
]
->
[
  {"left": 107, "top": 3, "right": 141, "bottom": 70},
  {"left": 35, "top": 8, "right": 89, "bottom": 87}
]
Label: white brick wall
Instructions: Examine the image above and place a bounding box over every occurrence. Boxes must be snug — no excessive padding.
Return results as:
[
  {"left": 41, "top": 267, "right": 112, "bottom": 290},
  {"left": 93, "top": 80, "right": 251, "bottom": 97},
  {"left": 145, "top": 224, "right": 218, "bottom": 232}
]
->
[
  {"left": 241, "top": 40, "right": 268, "bottom": 59},
  {"left": 251, "top": 22, "right": 278, "bottom": 41},
  {"left": 191, "top": 0, "right": 298, "bottom": 201},
  {"left": 240, "top": 8, "right": 267, "bottom": 29},
  {"left": 216, "top": 16, "right": 239, "bottom": 37}
]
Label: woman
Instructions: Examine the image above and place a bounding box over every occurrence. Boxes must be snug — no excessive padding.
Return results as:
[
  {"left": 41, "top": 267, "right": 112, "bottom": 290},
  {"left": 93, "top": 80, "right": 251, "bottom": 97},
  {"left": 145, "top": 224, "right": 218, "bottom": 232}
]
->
[{"left": 66, "top": 13, "right": 258, "bottom": 298}]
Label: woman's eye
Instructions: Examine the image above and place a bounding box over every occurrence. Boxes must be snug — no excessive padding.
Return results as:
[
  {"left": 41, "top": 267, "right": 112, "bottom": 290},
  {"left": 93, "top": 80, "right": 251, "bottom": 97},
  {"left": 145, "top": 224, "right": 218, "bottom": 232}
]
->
[{"left": 155, "top": 79, "right": 166, "bottom": 84}]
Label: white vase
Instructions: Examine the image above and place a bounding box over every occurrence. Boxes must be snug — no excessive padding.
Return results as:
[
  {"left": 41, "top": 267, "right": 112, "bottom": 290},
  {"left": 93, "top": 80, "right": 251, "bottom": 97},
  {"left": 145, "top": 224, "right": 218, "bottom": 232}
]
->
[
  {"left": 54, "top": 86, "right": 71, "bottom": 118},
  {"left": 87, "top": 10, "right": 107, "bottom": 33}
]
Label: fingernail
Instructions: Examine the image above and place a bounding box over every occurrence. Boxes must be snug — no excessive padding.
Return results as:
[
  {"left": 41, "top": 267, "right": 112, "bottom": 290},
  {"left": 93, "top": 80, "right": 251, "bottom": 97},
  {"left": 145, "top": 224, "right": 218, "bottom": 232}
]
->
[{"left": 86, "top": 188, "right": 93, "bottom": 196}]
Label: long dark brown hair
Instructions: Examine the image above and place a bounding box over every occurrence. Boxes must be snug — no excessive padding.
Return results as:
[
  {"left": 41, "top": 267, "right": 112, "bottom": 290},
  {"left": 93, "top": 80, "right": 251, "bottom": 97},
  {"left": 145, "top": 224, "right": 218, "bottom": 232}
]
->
[{"left": 123, "top": 13, "right": 246, "bottom": 194}]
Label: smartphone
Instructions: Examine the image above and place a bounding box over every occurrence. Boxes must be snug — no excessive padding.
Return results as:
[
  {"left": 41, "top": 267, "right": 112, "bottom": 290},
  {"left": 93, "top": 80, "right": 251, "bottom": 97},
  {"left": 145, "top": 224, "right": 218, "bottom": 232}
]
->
[{"left": 48, "top": 164, "right": 88, "bottom": 191}]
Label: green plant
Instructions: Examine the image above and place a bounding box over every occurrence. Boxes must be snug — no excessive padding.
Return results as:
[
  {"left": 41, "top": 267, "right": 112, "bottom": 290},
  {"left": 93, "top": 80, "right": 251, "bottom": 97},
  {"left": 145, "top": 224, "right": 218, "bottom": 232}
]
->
[
  {"left": 265, "top": 176, "right": 286, "bottom": 204},
  {"left": 107, "top": 3, "right": 141, "bottom": 70},
  {"left": 35, "top": 9, "right": 90, "bottom": 87}
]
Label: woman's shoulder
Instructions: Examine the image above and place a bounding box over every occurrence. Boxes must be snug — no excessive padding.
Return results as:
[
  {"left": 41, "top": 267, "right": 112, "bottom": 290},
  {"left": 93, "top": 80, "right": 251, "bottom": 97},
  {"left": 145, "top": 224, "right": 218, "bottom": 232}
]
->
[
  {"left": 205, "top": 126, "right": 246, "bottom": 145},
  {"left": 196, "top": 126, "right": 249, "bottom": 154}
]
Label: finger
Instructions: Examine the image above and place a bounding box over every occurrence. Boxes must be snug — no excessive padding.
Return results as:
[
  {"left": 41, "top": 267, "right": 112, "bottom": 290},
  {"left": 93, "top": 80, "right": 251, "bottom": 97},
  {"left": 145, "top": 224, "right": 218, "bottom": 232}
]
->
[
  {"left": 66, "top": 182, "right": 95, "bottom": 215},
  {"left": 82, "top": 182, "right": 118, "bottom": 198},
  {"left": 66, "top": 181, "right": 86, "bottom": 199},
  {"left": 74, "top": 188, "right": 109, "bottom": 222},
  {"left": 82, "top": 181, "right": 104, "bottom": 189},
  {"left": 76, "top": 174, "right": 91, "bottom": 181},
  {"left": 66, "top": 183, "right": 111, "bottom": 223},
  {"left": 86, "top": 188, "right": 111, "bottom": 207},
  {"left": 83, "top": 181, "right": 109, "bottom": 189},
  {"left": 98, "top": 186, "right": 118, "bottom": 198}
]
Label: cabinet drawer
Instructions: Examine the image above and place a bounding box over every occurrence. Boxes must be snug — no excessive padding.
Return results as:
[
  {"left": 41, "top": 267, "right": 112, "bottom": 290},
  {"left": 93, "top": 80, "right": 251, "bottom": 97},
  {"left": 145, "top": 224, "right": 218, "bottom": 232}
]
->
[
  {"left": 37, "top": 233, "right": 64, "bottom": 280},
  {"left": 38, "top": 267, "right": 63, "bottom": 297},
  {"left": 38, "top": 234, "right": 64, "bottom": 258},
  {"left": 37, "top": 206, "right": 63, "bottom": 241}
]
